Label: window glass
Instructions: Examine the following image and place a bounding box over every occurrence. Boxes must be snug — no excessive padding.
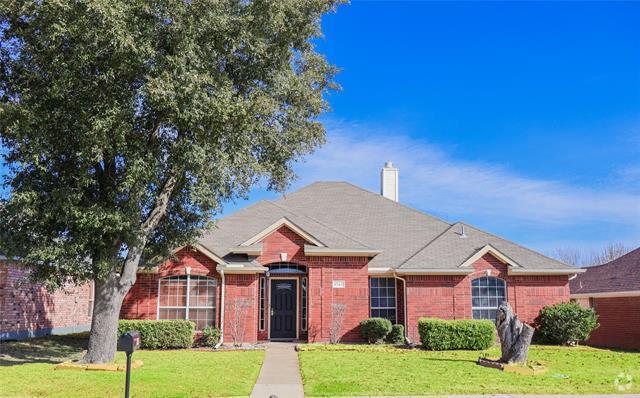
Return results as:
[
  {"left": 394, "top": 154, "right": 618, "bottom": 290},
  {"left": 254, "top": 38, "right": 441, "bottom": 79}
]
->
[
  {"left": 370, "top": 277, "right": 396, "bottom": 323},
  {"left": 259, "top": 277, "right": 266, "bottom": 331},
  {"left": 471, "top": 277, "right": 506, "bottom": 320},
  {"left": 301, "top": 277, "right": 308, "bottom": 331},
  {"left": 158, "top": 275, "right": 217, "bottom": 330}
]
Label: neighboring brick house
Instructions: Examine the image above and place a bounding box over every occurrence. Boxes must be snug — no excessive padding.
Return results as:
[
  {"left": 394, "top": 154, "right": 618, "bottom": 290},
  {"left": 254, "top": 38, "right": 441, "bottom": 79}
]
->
[
  {"left": 570, "top": 247, "right": 640, "bottom": 350},
  {"left": 121, "top": 163, "right": 582, "bottom": 344},
  {"left": 0, "top": 259, "right": 93, "bottom": 340}
]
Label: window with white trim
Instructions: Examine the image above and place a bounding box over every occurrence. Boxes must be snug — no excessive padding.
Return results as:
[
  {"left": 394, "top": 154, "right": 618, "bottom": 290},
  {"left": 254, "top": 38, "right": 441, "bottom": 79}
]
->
[
  {"left": 259, "top": 276, "right": 266, "bottom": 331},
  {"left": 158, "top": 275, "right": 216, "bottom": 330},
  {"left": 301, "top": 277, "right": 308, "bottom": 331},
  {"left": 370, "top": 277, "right": 396, "bottom": 323},
  {"left": 88, "top": 282, "right": 95, "bottom": 318},
  {"left": 471, "top": 277, "right": 506, "bottom": 320}
]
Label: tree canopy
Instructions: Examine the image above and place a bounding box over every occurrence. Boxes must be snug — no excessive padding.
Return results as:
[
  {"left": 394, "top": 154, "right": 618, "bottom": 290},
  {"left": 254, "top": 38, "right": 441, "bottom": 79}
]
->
[{"left": 0, "top": 0, "right": 340, "bottom": 289}]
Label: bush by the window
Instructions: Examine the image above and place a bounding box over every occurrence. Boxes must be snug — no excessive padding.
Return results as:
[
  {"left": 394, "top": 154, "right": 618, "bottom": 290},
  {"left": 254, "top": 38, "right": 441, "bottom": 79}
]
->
[
  {"left": 536, "top": 302, "right": 599, "bottom": 345},
  {"left": 418, "top": 318, "right": 495, "bottom": 350},
  {"left": 197, "top": 326, "right": 221, "bottom": 348},
  {"left": 360, "top": 317, "right": 393, "bottom": 344},
  {"left": 118, "top": 320, "right": 194, "bottom": 349},
  {"left": 386, "top": 324, "right": 405, "bottom": 344}
]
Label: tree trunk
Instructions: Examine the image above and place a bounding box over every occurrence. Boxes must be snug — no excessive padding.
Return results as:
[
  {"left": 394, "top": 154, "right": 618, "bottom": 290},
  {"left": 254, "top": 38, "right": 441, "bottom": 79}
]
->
[
  {"left": 80, "top": 173, "right": 176, "bottom": 363},
  {"left": 503, "top": 323, "right": 534, "bottom": 364},
  {"left": 81, "top": 277, "right": 128, "bottom": 364},
  {"left": 495, "top": 301, "right": 534, "bottom": 365}
]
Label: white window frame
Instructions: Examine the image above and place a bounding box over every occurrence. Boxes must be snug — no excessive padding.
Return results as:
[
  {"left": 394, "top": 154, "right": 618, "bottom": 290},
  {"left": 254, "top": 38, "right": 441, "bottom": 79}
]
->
[
  {"left": 471, "top": 276, "right": 507, "bottom": 320},
  {"left": 259, "top": 276, "right": 266, "bottom": 331},
  {"left": 157, "top": 275, "right": 217, "bottom": 330},
  {"left": 301, "top": 277, "right": 308, "bottom": 331},
  {"left": 369, "top": 277, "right": 397, "bottom": 323}
]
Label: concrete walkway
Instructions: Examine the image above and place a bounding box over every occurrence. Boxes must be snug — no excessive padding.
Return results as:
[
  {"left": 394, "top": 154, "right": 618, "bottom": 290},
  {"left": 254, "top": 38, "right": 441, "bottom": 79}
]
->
[
  {"left": 251, "top": 342, "right": 304, "bottom": 398},
  {"left": 344, "top": 396, "right": 640, "bottom": 398}
]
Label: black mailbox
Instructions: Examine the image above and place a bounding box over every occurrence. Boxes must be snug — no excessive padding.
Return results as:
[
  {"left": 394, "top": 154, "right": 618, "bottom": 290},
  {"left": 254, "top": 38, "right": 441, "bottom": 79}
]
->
[{"left": 117, "top": 331, "right": 141, "bottom": 353}]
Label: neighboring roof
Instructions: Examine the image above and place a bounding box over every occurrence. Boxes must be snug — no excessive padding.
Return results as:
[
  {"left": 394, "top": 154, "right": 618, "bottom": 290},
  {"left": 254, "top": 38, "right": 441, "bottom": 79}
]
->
[
  {"left": 197, "top": 181, "right": 581, "bottom": 273},
  {"left": 570, "top": 247, "right": 640, "bottom": 295}
]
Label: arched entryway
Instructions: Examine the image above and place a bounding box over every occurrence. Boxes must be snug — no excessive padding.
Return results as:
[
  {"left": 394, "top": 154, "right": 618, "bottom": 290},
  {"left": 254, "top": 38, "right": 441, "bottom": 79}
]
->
[{"left": 260, "top": 262, "right": 308, "bottom": 341}]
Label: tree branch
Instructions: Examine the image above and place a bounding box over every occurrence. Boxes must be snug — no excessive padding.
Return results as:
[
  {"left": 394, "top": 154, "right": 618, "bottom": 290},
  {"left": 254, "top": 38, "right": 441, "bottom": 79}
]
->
[
  {"left": 118, "top": 167, "right": 180, "bottom": 289},
  {"left": 141, "top": 170, "right": 179, "bottom": 235}
]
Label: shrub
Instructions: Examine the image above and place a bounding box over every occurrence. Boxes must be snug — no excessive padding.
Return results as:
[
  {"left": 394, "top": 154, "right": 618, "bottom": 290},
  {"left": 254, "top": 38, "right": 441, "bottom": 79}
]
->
[
  {"left": 418, "top": 318, "right": 495, "bottom": 350},
  {"left": 386, "top": 324, "right": 405, "bottom": 345},
  {"left": 118, "top": 320, "right": 195, "bottom": 349},
  {"left": 360, "top": 317, "right": 392, "bottom": 343},
  {"left": 196, "top": 326, "right": 221, "bottom": 348},
  {"left": 537, "top": 302, "right": 599, "bottom": 345}
]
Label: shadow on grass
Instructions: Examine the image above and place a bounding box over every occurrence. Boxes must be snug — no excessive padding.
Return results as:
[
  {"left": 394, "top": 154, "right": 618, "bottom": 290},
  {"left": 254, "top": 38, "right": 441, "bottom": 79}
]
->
[
  {"left": 0, "top": 334, "right": 88, "bottom": 366},
  {"left": 418, "top": 356, "right": 478, "bottom": 364}
]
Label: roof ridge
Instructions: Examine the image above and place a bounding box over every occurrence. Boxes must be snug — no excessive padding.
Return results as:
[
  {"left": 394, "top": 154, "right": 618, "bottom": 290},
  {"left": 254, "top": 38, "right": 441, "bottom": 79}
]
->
[
  {"left": 302, "top": 181, "right": 454, "bottom": 228},
  {"left": 583, "top": 247, "right": 640, "bottom": 269},
  {"left": 397, "top": 222, "right": 460, "bottom": 269},
  {"left": 266, "top": 200, "right": 374, "bottom": 249}
]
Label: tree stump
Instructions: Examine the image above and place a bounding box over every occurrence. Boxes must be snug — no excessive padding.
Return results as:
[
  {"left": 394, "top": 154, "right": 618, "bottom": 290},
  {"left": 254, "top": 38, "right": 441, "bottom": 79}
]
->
[{"left": 495, "top": 301, "right": 534, "bottom": 365}]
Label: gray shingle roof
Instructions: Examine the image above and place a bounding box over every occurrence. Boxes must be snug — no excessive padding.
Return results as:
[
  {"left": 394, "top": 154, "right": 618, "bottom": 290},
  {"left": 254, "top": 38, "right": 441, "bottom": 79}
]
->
[
  {"left": 399, "top": 222, "right": 571, "bottom": 271},
  {"left": 197, "top": 181, "right": 579, "bottom": 273}
]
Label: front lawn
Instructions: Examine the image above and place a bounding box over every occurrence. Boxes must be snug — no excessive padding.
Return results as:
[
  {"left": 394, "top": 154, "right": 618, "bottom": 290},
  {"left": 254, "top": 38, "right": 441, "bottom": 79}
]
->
[
  {"left": 0, "top": 335, "right": 264, "bottom": 398},
  {"left": 299, "top": 344, "right": 640, "bottom": 396}
]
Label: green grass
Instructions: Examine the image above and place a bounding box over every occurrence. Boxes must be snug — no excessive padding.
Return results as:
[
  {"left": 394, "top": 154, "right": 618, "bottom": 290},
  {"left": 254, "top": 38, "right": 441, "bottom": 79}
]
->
[
  {"left": 299, "top": 343, "right": 640, "bottom": 396},
  {"left": 0, "top": 335, "right": 264, "bottom": 397}
]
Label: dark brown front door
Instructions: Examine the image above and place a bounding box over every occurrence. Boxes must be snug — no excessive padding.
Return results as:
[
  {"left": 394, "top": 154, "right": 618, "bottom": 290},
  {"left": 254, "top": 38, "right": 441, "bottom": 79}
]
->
[{"left": 270, "top": 279, "right": 297, "bottom": 339}]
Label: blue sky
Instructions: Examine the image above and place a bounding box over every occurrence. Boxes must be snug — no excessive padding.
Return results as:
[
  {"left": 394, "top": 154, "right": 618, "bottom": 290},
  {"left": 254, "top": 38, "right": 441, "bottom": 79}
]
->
[{"left": 225, "top": 1, "right": 640, "bottom": 254}]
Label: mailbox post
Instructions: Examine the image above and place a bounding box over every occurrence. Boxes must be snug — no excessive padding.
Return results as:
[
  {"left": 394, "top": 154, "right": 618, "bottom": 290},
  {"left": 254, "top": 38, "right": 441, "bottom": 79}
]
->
[{"left": 117, "top": 331, "right": 141, "bottom": 398}]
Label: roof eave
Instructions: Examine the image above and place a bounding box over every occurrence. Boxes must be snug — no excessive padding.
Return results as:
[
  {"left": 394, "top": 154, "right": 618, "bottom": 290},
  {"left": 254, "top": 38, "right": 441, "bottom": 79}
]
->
[
  {"left": 304, "top": 245, "right": 382, "bottom": 257},
  {"left": 216, "top": 264, "right": 267, "bottom": 274},
  {"left": 396, "top": 268, "right": 473, "bottom": 276},
  {"left": 228, "top": 244, "right": 263, "bottom": 256},
  {"left": 571, "top": 290, "right": 640, "bottom": 299},
  {"left": 508, "top": 268, "right": 586, "bottom": 276}
]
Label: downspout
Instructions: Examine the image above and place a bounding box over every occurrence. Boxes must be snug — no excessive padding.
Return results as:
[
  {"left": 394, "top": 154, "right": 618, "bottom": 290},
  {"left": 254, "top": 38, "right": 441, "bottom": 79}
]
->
[
  {"left": 393, "top": 272, "right": 410, "bottom": 344},
  {"left": 215, "top": 268, "right": 225, "bottom": 349}
]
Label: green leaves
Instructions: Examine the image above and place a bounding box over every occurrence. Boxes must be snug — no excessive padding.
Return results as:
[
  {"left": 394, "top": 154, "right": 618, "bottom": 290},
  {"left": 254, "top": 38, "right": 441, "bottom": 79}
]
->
[
  {"left": 0, "top": 0, "right": 342, "bottom": 284},
  {"left": 537, "top": 302, "right": 599, "bottom": 345},
  {"left": 418, "top": 318, "right": 497, "bottom": 350}
]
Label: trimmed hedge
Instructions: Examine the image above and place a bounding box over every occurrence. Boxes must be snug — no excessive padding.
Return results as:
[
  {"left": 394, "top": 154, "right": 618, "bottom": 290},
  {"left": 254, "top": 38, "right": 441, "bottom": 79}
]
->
[
  {"left": 537, "top": 302, "right": 599, "bottom": 345},
  {"left": 360, "top": 317, "right": 392, "bottom": 344},
  {"left": 418, "top": 318, "right": 495, "bottom": 350},
  {"left": 386, "top": 324, "right": 405, "bottom": 344},
  {"left": 198, "top": 326, "right": 221, "bottom": 348},
  {"left": 118, "top": 320, "right": 195, "bottom": 349}
]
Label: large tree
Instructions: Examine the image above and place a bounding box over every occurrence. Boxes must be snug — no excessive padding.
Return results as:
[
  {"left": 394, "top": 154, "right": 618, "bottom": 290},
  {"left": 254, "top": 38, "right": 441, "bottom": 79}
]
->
[{"left": 0, "top": 0, "right": 340, "bottom": 363}]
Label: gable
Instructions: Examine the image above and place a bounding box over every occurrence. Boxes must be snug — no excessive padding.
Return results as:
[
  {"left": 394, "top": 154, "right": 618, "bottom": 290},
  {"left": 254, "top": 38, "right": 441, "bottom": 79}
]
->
[
  {"left": 240, "top": 217, "right": 325, "bottom": 247},
  {"left": 460, "top": 244, "right": 521, "bottom": 268}
]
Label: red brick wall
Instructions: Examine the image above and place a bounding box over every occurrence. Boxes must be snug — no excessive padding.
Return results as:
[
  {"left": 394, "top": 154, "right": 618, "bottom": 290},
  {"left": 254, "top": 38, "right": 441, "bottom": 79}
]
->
[
  {"left": 587, "top": 296, "right": 640, "bottom": 350},
  {"left": 224, "top": 273, "right": 258, "bottom": 344},
  {"left": 256, "top": 226, "right": 370, "bottom": 343},
  {"left": 0, "top": 261, "right": 93, "bottom": 340},
  {"left": 120, "top": 247, "right": 221, "bottom": 326},
  {"left": 405, "top": 253, "right": 570, "bottom": 342}
]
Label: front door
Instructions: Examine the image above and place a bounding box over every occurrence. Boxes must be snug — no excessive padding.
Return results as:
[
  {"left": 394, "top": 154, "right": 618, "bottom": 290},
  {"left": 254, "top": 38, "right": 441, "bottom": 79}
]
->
[{"left": 270, "top": 279, "right": 297, "bottom": 339}]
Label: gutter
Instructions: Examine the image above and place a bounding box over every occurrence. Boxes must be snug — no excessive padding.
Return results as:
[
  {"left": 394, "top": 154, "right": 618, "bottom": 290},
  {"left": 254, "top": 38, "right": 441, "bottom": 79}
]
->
[
  {"left": 393, "top": 272, "right": 410, "bottom": 344},
  {"left": 214, "top": 268, "right": 225, "bottom": 349}
]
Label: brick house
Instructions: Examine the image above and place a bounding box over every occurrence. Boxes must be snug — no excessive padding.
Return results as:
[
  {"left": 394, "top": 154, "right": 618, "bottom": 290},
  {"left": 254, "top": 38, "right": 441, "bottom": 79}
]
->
[
  {"left": 121, "top": 163, "right": 583, "bottom": 344},
  {"left": 0, "top": 259, "right": 93, "bottom": 340},
  {"left": 570, "top": 247, "right": 640, "bottom": 350}
]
